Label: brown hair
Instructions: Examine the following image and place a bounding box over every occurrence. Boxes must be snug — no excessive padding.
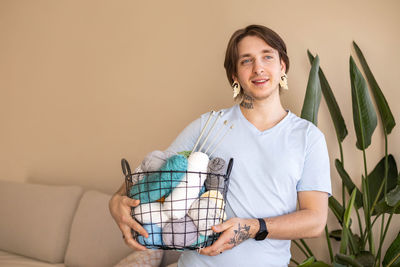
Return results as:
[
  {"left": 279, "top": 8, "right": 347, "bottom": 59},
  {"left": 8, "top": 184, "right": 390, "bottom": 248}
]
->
[{"left": 224, "top": 25, "right": 290, "bottom": 99}]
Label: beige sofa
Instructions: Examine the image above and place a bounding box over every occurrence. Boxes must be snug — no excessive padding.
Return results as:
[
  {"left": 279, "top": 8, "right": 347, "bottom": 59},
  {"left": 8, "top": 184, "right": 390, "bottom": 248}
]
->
[{"left": 0, "top": 180, "right": 180, "bottom": 267}]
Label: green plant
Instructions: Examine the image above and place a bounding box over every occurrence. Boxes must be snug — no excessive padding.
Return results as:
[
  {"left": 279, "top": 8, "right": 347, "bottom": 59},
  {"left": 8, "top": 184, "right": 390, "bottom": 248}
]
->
[{"left": 292, "top": 42, "right": 400, "bottom": 267}]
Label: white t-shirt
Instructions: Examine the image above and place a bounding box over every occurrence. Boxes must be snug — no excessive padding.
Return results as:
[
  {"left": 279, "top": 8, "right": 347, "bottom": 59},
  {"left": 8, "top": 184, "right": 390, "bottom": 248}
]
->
[{"left": 167, "top": 105, "right": 331, "bottom": 267}]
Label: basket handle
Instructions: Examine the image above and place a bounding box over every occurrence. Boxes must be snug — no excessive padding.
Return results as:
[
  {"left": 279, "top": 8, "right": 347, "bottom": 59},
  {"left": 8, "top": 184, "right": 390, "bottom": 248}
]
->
[{"left": 121, "top": 158, "right": 132, "bottom": 177}]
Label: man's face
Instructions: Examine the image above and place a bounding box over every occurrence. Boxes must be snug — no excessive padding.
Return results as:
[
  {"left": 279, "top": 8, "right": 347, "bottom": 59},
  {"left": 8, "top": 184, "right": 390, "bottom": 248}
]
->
[{"left": 234, "top": 35, "right": 285, "bottom": 101}]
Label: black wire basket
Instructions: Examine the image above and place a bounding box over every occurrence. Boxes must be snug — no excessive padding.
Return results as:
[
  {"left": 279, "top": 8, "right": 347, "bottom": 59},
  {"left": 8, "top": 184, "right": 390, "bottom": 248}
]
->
[{"left": 121, "top": 157, "right": 233, "bottom": 250}]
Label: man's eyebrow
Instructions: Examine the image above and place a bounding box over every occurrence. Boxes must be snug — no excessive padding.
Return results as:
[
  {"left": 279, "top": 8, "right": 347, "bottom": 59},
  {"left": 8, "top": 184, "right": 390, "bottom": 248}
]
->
[{"left": 239, "top": 49, "right": 274, "bottom": 58}]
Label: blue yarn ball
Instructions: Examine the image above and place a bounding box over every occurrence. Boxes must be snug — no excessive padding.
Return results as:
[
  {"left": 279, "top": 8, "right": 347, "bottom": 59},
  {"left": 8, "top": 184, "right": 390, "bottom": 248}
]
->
[
  {"left": 137, "top": 224, "right": 164, "bottom": 248},
  {"left": 192, "top": 234, "right": 209, "bottom": 246},
  {"left": 198, "top": 185, "right": 206, "bottom": 197},
  {"left": 130, "top": 154, "right": 188, "bottom": 203}
]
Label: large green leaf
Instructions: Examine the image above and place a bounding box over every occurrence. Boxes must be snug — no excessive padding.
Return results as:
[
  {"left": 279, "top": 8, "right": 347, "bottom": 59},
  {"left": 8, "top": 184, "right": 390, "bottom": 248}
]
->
[
  {"left": 383, "top": 231, "right": 400, "bottom": 267},
  {"left": 308, "top": 51, "right": 348, "bottom": 142},
  {"left": 299, "top": 256, "right": 316, "bottom": 267},
  {"left": 301, "top": 55, "right": 322, "bottom": 126},
  {"left": 310, "top": 261, "right": 331, "bottom": 267},
  {"left": 355, "top": 251, "right": 375, "bottom": 267},
  {"left": 367, "top": 155, "right": 398, "bottom": 208},
  {"left": 353, "top": 41, "right": 396, "bottom": 134},
  {"left": 373, "top": 199, "right": 400, "bottom": 216},
  {"left": 349, "top": 56, "right": 377, "bottom": 150},
  {"left": 340, "top": 188, "right": 357, "bottom": 254},
  {"left": 329, "top": 196, "right": 345, "bottom": 224},
  {"left": 330, "top": 229, "right": 342, "bottom": 241},
  {"left": 335, "top": 254, "right": 363, "bottom": 267},
  {"left": 387, "top": 181, "right": 400, "bottom": 207},
  {"left": 335, "top": 159, "right": 363, "bottom": 208}
]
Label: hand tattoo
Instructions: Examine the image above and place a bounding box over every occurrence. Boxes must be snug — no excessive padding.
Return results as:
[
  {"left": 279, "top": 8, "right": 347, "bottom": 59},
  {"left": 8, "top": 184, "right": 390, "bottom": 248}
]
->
[
  {"left": 240, "top": 94, "right": 254, "bottom": 109},
  {"left": 228, "top": 223, "right": 251, "bottom": 246}
]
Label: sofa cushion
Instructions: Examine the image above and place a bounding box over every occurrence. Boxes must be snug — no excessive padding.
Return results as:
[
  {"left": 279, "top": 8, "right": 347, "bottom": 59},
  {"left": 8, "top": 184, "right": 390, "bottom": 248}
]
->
[
  {"left": 0, "top": 250, "right": 65, "bottom": 267},
  {"left": 0, "top": 180, "right": 83, "bottom": 263},
  {"left": 64, "top": 190, "right": 132, "bottom": 267}
]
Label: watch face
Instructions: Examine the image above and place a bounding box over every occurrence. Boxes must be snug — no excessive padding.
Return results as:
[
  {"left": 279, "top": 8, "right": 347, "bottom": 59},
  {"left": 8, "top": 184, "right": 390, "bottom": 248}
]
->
[{"left": 255, "top": 231, "right": 268, "bottom": 241}]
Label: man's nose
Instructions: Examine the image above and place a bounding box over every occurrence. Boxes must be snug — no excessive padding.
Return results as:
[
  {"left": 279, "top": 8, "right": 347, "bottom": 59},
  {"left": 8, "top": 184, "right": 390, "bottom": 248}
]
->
[{"left": 253, "top": 59, "right": 264, "bottom": 75}]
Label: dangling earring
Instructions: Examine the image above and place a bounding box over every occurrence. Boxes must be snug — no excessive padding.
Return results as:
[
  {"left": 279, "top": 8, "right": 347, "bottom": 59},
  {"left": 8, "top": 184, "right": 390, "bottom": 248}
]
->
[
  {"left": 232, "top": 81, "right": 241, "bottom": 98},
  {"left": 280, "top": 73, "right": 288, "bottom": 90}
]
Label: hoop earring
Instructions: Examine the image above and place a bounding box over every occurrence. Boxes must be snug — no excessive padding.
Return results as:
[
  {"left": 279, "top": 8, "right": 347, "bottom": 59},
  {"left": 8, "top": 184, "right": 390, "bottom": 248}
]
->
[
  {"left": 232, "top": 81, "right": 241, "bottom": 98},
  {"left": 280, "top": 73, "right": 288, "bottom": 90}
]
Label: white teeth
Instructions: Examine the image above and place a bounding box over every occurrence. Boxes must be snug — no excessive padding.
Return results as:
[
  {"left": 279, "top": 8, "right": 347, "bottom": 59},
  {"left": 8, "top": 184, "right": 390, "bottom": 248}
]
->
[{"left": 254, "top": 80, "right": 267, "bottom": 83}]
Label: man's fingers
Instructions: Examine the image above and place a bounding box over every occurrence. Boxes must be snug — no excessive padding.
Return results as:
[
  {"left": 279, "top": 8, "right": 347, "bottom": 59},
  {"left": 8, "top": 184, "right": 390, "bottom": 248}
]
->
[
  {"left": 125, "top": 217, "right": 149, "bottom": 238},
  {"left": 121, "top": 228, "right": 147, "bottom": 251},
  {"left": 123, "top": 196, "right": 140, "bottom": 207},
  {"left": 200, "top": 231, "right": 231, "bottom": 256},
  {"left": 211, "top": 220, "right": 233, "bottom": 233}
]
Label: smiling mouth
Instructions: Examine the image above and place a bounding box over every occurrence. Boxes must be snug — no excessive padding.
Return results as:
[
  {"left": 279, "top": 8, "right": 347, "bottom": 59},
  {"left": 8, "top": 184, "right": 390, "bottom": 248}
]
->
[{"left": 252, "top": 79, "right": 269, "bottom": 84}]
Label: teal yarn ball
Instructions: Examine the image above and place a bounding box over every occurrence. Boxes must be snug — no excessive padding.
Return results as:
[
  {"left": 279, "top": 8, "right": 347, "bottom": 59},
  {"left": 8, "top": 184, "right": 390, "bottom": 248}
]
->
[
  {"left": 137, "top": 224, "right": 164, "bottom": 248},
  {"left": 192, "top": 234, "right": 208, "bottom": 246},
  {"left": 198, "top": 185, "right": 206, "bottom": 197},
  {"left": 130, "top": 154, "right": 188, "bottom": 203}
]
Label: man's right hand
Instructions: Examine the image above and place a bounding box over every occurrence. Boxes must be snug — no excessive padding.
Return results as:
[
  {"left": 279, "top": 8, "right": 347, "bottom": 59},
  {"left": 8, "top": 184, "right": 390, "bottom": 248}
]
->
[{"left": 109, "top": 193, "right": 148, "bottom": 250}]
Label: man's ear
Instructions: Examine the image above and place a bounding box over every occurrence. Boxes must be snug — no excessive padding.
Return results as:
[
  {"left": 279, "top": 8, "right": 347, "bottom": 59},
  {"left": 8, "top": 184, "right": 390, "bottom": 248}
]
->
[
  {"left": 231, "top": 74, "right": 237, "bottom": 83},
  {"left": 280, "top": 60, "right": 286, "bottom": 73}
]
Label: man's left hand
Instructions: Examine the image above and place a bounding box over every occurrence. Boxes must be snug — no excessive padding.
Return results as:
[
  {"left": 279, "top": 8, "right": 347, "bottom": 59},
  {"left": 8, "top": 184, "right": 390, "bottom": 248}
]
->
[{"left": 198, "top": 217, "right": 259, "bottom": 256}]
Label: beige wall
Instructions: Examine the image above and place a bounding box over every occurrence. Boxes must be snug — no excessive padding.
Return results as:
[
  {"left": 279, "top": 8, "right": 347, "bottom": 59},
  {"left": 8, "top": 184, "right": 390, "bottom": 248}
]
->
[{"left": 1, "top": 0, "right": 399, "bottom": 263}]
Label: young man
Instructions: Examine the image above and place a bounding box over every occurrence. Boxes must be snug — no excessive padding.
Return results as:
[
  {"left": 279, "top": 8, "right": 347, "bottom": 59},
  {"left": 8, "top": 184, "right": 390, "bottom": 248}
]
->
[{"left": 109, "top": 25, "right": 331, "bottom": 267}]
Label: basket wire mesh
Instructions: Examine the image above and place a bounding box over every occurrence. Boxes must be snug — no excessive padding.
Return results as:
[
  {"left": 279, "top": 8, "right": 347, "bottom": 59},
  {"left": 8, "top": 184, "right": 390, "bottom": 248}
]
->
[{"left": 121, "top": 158, "right": 233, "bottom": 250}]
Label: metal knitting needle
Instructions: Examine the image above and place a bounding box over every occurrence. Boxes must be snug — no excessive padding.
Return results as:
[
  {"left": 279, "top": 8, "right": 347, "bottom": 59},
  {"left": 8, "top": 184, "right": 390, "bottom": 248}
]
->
[
  {"left": 198, "top": 111, "right": 224, "bottom": 152},
  {"left": 204, "top": 120, "right": 228, "bottom": 154},
  {"left": 209, "top": 124, "right": 234, "bottom": 157},
  {"left": 191, "top": 111, "right": 215, "bottom": 153}
]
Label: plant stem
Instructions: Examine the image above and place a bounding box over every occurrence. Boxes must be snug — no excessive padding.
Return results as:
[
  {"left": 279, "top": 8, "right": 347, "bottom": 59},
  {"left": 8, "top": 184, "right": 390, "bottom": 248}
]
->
[
  {"left": 376, "top": 205, "right": 397, "bottom": 267},
  {"left": 293, "top": 240, "right": 309, "bottom": 259},
  {"left": 300, "top": 239, "right": 314, "bottom": 258},
  {"left": 375, "top": 128, "right": 390, "bottom": 267},
  {"left": 325, "top": 225, "right": 334, "bottom": 262},
  {"left": 355, "top": 207, "right": 364, "bottom": 244},
  {"left": 376, "top": 213, "right": 385, "bottom": 267},
  {"left": 339, "top": 141, "right": 346, "bottom": 207},
  {"left": 362, "top": 149, "right": 375, "bottom": 255},
  {"left": 290, "top": 258, "right": 300, "bottom": 265}
]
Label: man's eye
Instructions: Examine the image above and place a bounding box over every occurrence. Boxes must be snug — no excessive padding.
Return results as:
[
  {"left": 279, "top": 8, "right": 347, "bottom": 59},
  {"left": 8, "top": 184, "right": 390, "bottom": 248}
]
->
[
  {"left": 265, "top": 55, "right": 273, "bottom": 60},
  {"left": 241, "top": 59, "right": 251, "bottom": 64}
]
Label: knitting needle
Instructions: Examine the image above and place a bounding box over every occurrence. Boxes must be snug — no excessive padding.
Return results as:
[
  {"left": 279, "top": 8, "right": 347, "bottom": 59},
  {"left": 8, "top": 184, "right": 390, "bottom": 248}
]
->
[
  {"left": 191, "top": 111, "right": 215, "bottom": 153},
  {"left": 203, "top": 120, "right": 228, "bottom": 154},
  {"left": 198, "top": 111, "right": 224, "bottom": 152},
  {"left": 209, "top": 124, "right": 234, "bottom": 157}
]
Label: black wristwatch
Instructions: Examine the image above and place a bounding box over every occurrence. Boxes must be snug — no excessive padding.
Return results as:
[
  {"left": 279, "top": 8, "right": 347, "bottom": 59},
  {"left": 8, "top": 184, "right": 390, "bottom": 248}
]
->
[{"left": 255, "top": 218, "right": 269, "bottom": 241}]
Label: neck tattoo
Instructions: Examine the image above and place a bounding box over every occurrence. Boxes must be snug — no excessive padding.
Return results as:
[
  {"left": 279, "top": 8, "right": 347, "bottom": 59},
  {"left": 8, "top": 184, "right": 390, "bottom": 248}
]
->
[{"left": 240, "top": 94, "right": 254, "bottom": 109}]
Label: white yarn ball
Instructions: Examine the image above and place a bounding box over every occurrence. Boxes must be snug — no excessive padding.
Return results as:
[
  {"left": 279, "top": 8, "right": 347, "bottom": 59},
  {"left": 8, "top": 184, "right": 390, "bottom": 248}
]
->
[
  {"left": 162, "top": 152, "right": 209, "bottom": 220},
  {"left": 188, "top": 190, "right": 226, "bottom": 236},
  {"left": 134, "top": 202, "right": 169, "bottom": 227}
]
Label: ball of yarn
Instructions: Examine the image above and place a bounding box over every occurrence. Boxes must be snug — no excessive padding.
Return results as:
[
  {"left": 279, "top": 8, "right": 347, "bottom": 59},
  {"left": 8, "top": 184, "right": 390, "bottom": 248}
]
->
[
  {"left": 137, "top": 224, "right": 164, "bottom": 247},
  {"left": 188, "top": 190, "right": 225, "bottom": 236},
  {"left": 131, "top": 165, "right": 145, "bottom": 185},
  {"left": 198, "top": 185, "right": 206, "bottom": 197},
  {"left": 134, "top": 202, "right": 169, "bottom": 226},
  {"left": 162, "top": 152, "right": 209, "bottom": 220},
  {"left": 130, "top": 154, "right": 188, "bottom": 204},
  {"left": 141, "top": 150, "right": 177, "bottom": 172},
  {"left": 205, "top": 157, "right": 226, "bottom": 193},
  {"left": 192, "top": 234, "right": 208, "bottom": 247},
  {"left": 162, "top": 216, "right": 198, "bottom": 248}
]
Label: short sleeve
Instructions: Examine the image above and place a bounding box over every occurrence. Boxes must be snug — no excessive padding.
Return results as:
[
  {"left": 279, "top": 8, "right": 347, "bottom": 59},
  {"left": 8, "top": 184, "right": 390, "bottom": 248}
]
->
[
  {"left": 166, "top": 117, "right": 202, "bottom": 153},
  {"left": 296, "top": 125, "right": 331, "bottom": 195}
]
